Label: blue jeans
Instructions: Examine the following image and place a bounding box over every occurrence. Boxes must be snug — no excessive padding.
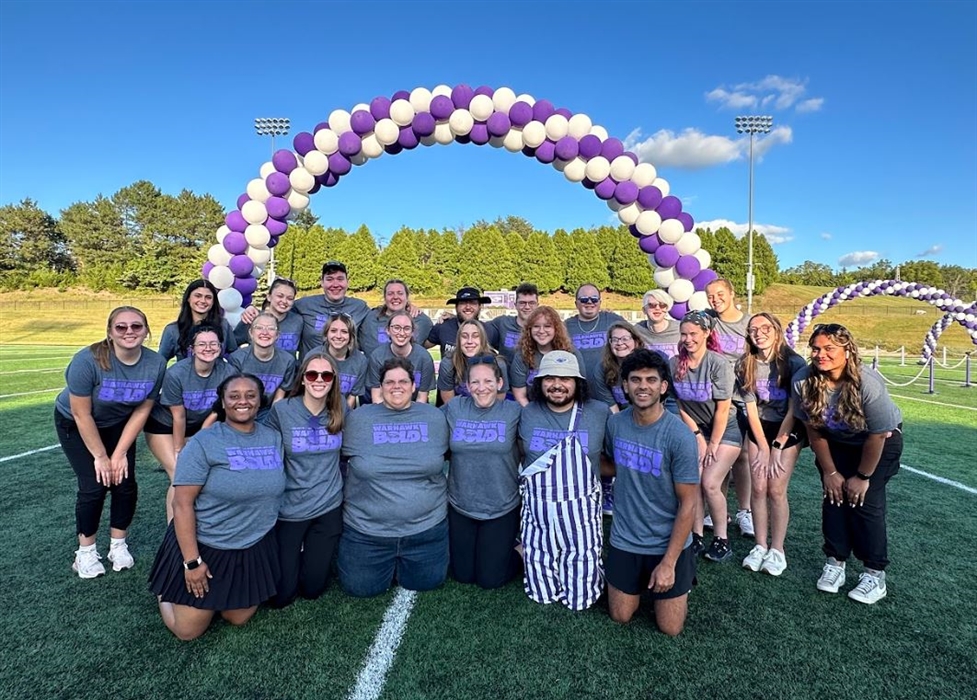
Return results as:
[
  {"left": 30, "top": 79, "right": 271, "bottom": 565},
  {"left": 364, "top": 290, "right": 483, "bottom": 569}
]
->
[{"left": 338, "top": 518, "right": 449, "bottom": 598}]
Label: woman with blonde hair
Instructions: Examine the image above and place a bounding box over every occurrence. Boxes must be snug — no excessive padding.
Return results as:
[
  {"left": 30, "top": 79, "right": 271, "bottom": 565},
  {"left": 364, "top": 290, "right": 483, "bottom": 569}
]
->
[
  {"left": 438, "top": 319, "right": 509, "bottom": 404},
  {"left": 509, "top": 306, "right": 585, "bottom": 406},
  {"left": 636, "top": 289, "right": 681, "bottom": 361}
]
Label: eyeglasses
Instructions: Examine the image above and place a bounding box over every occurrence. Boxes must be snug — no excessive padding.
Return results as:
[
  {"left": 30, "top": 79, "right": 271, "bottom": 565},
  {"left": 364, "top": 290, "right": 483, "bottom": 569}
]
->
[
  {"left": 516, "top": 300, "right": 538, "bottom": 307},
  {"left": 466, "top": 354, "right": 498, "bottom": 366},
  {"left": 748, "top": 325, "right": 774, "bottom": 337},
  {"left": 609, "top": 336, "right": 634, "bottom": 345},
  {"left": 388, "top": 325, "right": 413, "bottom": 334},
  {"left": 577, "top": 296, "right": 600, "bottom": 304},
  {"left": 304, "top": 370, "right": 335, "bottom": 383},
  {"left": 194, "top": 341, "right": 220, "bottom": 349},
  {"left": 645, "top": 302, "right": 667, "bottom": 310},
  {"left": 113, "top": 323, "right": 145, "bottom": 333},
  {"left": 252, "top": 325, "right": 278, "bottom": 333}
]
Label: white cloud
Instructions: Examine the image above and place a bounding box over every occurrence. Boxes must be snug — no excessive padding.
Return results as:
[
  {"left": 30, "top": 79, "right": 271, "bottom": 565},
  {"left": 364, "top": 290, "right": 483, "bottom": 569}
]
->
[
  {"left": 695, "top": 218, "right": 794, "bottom": 245},
  {"left": 838, "top": 251, "right": 880, "bottom": 267},
  {"left": 707, "top": 75, "right": 823, "bottom": 113},
  {"left": 624, "top": 125, "right": 793, "bottom": 170},
  {"left": 753, "top": 126, "right": 794, "bottom": 157},
  {"left": 820, "top": 232, "right": 833, "bottom": 240},
  {"left": 916, "top": 244, "right": 943, "bottom": 257},
  {"left": 705, "top": 88, "right": 758, "bottom": 110},
  {"left": 796, "top": 98, "right": 824, "bottom": 113}
]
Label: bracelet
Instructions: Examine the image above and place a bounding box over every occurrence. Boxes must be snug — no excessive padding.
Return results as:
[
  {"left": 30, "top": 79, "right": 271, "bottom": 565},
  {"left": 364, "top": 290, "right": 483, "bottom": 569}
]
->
[
  {"left": 825, "top": 471, "right": 838, "bottom": 477},
  {"left": 692, "top": 429, "right": 702, "bottom": 436}
]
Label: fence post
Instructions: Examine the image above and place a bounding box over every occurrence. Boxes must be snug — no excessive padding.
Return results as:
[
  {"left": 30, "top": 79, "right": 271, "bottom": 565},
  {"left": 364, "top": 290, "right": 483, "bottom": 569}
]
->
[
  {"left": 943, "top": 347, "right": 947, "bottom": 366},
  {"left": 965, "top": 353, "right": 972, "bottom": 389},
  {"left": 927, "top": 356, "right": 936, "bottom": 395},
  {"left": 900, "top": 346, "right": 905, "bottom": 366},
  {"left": 875, "top": 345, "right": 880, "bottom": 369}
]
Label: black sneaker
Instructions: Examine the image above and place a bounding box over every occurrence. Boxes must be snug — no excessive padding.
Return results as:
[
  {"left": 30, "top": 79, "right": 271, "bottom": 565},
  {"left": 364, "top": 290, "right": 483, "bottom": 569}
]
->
[
  {"left": 704, "top": 537, "right": 733, "bottom": 563},
  {"left": 691, "top": 533, "right": 705, "bottom": 557}
]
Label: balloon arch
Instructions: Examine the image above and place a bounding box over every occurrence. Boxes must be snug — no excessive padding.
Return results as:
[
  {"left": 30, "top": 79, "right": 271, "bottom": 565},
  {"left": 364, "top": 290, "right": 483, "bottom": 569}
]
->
[
  {"left": 202, "top": 84, "right": 720, "bottom": 325},
  {"left": 786, "top": 279, "right": 977, "bottom": 359}
]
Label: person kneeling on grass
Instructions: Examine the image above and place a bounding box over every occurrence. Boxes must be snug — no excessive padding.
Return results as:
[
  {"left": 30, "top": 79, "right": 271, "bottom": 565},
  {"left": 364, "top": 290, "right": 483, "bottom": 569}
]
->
[
  {"left": 149, "top": 374, "right": 285, "bottom": 641},
  {"left": 601, "top": 349, "right": 698, "bottom": 636}
]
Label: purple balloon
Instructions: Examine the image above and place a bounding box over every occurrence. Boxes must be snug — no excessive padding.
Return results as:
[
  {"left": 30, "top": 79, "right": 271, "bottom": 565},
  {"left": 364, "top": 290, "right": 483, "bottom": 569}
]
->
[
  {"left": 654, "top": 244, "right": 680, "bottom": 268},
  {"left": 241, "top": 293, "right": 253, "bottom": 308},
  {"left": 265, "top": 196, "right": 290, "bottom": 220},
  {"left": 670, "top": 302, "right": 689, "bottom": 321},
  {"left": 321, "top": 172, "right": 341, "bottom": 187},
  {"left": 677, "top": 212, "right": 695, "bottom": 232},
  {"left": 350, "top": 110, "right": 376, "bottom": 135},
  {"left": 486, "top": 112, "right": 511, "bottom": 138},
  {"left": 613, "top": 181, "right": 639, "bottom": 205},
  {"left": 534, "top": 140, "right": 556, "bottom": 163},
  {"left": 600, "top": 137, "right": 624, "bottom": 161},
  {"left": 554, "top": 107, "right": 573, "bottom": 119},
  {"left": 628, "top": 224, "right": 641, "bottom": 239},
  {"left": 222, "top": 231, "right": 248, "bottom": 255},
  {"left": 307, "top": 181, "right": 321, "bottom": 195},
  {"left": 412, "top": 112, "right": 436, "bottom": 137},
  {"left": 228, "top": 255, "right": 254, "bottom": 277},
  {"left": 430, "top": 95, "right": 454, "bottom": 120},
  {"left": 594, "top": 178, "right": 617, "bottom": 201},
  {"left": 581, "top": 178, "right": 597, "bottom": 191},
  {"left": 370, "top": 96, "right": 392, "bottom": 120},
  {"left": 637, "top": 185, "right": 663, "bottom": 211},
  {"left": 473, "top": 85, "right": 494, "bottom": 98},
  {"left": 532, "top": 99, "right": 555, "bottom": 123},
  {"left": 202, "top": 261, "right": 214, "bottom": 279},
  {"left": 225, "top": 211, "right": 247, "bottom": 232},
  {"left": 578, "top": 134, "right": 602, "bottom": 159},
  {"left": 521, "top": 145, "right": 536, "bottom": 158},
  {"left": 554, "top": 136, "right": 579, "bottom": 160},
  {"left": 314, "top": 121, "right": 330, "bottom": 133},
  {"left": 455, "top": 134, "right": 472, "bottom": 145},
  {"left": 657, "top": 195, "right": 683, "bottom": 220},
  {"left": 293, "top": 132, "right": 315, "bottom": 156},
  {"left": 236, "top": 193, "right": 250, "bottom": 210},
  {"left": 385, "top": 143, "right": 404, "bottom": 155},
  {"left": 451, "top": 84, "right": 474, "bottom": 109},
  {"left": 391, "top": 90, "right": 410, "bottom": 101},
  {"left": 470, "top": 123, "right": 490, "bottom": 145},
  {"left": 266, "top": 172, "right": 291, "bottom": 196},
  {"left": 328, "top": 152, "right": 352, "bottom": 175},
  {"left": 266, "top": 235, "right": 279, "bottom": 248},
  {"left": 234, "top": 276, "right": 259, "bottom": 296},
  {"left": 508, "top": 101, "right": 533, "bottom": 127},
  {"left": 266, "top": 218, "right": 288, "bottom": 236},
  {"left": 623, "top": 151, "right": 639, "bottom": 165},
  {"left": 398, "top": 125, "right": 420, "bottom": 149},
  {"left": 675, "top": 255, "right": 702, "bottom": 279},
  {"left": 638, "top": 233, "right": 662, "bottom": 254},
  {"left": 692, "top": 268, "right": 719, "bottom": 291},
  {"left": 272, "top": 149, "right": 297, "bottom": 174},
  {"left": 338, "top": 131, "right": 362, "bottom": 156}
]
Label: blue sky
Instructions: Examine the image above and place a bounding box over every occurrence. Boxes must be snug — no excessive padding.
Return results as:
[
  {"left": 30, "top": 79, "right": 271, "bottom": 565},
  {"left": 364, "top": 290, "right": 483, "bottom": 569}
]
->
[{"left": 1, "top": 0, "right": 975, "bottom": 271}]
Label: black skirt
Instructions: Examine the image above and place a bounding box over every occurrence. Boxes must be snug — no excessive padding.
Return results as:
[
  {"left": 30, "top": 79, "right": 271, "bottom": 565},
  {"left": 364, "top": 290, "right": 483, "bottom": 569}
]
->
[{"left": 148, "top": 521, "right": 280, "bottom": 611}]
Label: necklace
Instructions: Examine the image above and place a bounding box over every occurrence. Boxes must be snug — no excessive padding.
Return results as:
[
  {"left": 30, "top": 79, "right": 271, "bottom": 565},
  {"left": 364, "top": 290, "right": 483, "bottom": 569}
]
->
[{"left": 576, "top": 313, "right": 601, "bottom": 333}]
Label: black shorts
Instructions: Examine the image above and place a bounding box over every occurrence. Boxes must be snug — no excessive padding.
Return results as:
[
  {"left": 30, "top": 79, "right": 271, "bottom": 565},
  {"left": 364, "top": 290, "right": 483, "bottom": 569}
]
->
[
  {"left": 746, "top": 419, "right": 805, "bottom": 449},
  {"left": 143, "top": 416, "right": 204, "bottom": 436},
  {"left": 606, "top": 543, "right": 697, "bottom": 600}
]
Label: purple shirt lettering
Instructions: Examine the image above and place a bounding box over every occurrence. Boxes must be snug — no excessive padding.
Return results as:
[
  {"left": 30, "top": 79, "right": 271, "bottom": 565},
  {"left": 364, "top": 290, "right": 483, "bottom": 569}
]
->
[
  {"left": 183, "top": 389, "right": 218, "bottom": 412},
  {"left": 226, "top": 445, "right": 284, "bottom": 471},
  {"left": 290, "top": 427, "right": 342, "bottom": 453},
  {"left": 372, "top": 422, "right": 430, "bottom": 444},
  {"left": 98, "top": 379, "right": 154, "bottom": 403},
  {"left": 451, "top": 420, "right": 507, "bottom": 443},
  {"left": 573, "top": 332, "right": 606, "bottom": 350},
  {"left": 674, "top": 379, "right": 712, "bottom": 403},
  {"left": 529, "top": 428, "right": 591, "bottom": 454},
  {"left": 612, "top": 437, "right": 663, "bottom": 477}
]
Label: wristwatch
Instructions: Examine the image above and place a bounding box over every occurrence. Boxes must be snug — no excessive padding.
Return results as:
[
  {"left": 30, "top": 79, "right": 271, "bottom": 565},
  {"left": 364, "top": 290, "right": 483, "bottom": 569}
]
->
[
  {"left": 771, "top": 440, "right": 784, "bottom": 450},
  {"left": 855, "top": 472, "right": 872, "bottom": 481},
  {"left": 183, "top": 556, "right": 203, "bottom": 570}
]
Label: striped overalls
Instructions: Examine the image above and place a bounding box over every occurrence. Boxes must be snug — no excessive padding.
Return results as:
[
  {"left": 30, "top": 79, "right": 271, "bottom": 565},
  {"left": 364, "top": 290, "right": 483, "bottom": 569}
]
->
[{"left": 520, "top": 403, "right": 604, "bottom": 611}]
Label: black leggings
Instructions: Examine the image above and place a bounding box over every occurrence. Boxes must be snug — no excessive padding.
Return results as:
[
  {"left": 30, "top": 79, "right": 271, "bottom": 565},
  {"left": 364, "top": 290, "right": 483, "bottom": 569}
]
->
[
  {"left": 272, "top": 506, "right": 343, "bottom": 607},
  {"left": 55, "top": 410, "right": 137, "bottom": 538},
  {"left": 448, "top": 505, "right": 519, "bottom": 590}
]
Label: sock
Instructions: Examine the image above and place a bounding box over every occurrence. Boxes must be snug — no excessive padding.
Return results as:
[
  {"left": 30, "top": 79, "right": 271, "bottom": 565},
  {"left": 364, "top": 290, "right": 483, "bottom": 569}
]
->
[
  {"left": 865, "top": 567, "right": 884, "bottom": 578},
  {"left": 827, "top": 557, "right": 845, "bottom": 568},
  {"left": 79, "top": 543, "right": 96, "bottom": 553},
  {"left": 110, "top": 537, "right": 126, "bottom": 548}
]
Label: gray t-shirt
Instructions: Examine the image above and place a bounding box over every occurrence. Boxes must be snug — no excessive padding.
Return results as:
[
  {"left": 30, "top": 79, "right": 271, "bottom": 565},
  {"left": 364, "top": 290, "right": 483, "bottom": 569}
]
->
[
  {"left": 792, "top": 364, "right": 902, "bottom": 445},
  {"left": 358, "top": 308, "right": 434, "bottom": 358},
  {"left": 509, "top": 348, "right": 589, "bottom": 394},
  {"left": 366, "top": 344, "right": 436, "bottom": 395},
  {"left": 588, "top": 361, "right": 629, "bottom": 410},
  {"left": 174, "top": 422, "right": 285, "bottom": 550},
  {"left": 518, "top": 399, "right": 610, "bottom": 478},
  {"left": 564, "top": 311, "right": 626, "bottom": 375},
  {"left": 158, "top": 319, "right": 237, "bottom": 362},
  {"left": 442, "top": 397, "right": 521, "bottom": 519},
  {"left": 150, "top": 358, "right": 237, "bottom": 427},
  {"left": 233, "top": 310, "right": 305, "bottom": 356},
  {"left": 739, "top": 353, "right": 807, "bottom": 422},
  {"left": 669, "top": 351, "right": 737, "bottom": 431},
  {"left": 266, "top": 397, "right": 344, "bottom": 521},
  {"left": 341, "top": 402, "right": 449, "bottom": 537},
  {"left": 710, "top": 313, "right": 750, "bottom": 365},
  {"left": 293, "top": 295, "right": 370, "bottom": 357},
  {"left": 604, "top": 408, "right": 699, "bottom": 555},
  {"left": 303, "top": 346, "right": 369, "bottom": 399},
  {"left": 488, "top": 315, "right": 524, "bottom": 364},
  {"left": 229, "top": 346, "right": 297, "bottom": 420},
  {"left": 427, "top": 316, "right": 501, "bottom": 356},
  {"left": 636, "top": 319, "right": 682, "bottom": 360},
  {"left": 437, "top": 353, "right": 510, "bottom": 397},
  {"left": 55, "top": 347, "right": 166, "bottom": 427}
]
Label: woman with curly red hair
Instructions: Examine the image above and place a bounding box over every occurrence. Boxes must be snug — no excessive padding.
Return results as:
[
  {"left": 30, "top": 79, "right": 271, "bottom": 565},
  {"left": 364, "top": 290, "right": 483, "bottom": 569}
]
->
[{"left": 509, "top": 306, "right": 586, "bottom": 407}]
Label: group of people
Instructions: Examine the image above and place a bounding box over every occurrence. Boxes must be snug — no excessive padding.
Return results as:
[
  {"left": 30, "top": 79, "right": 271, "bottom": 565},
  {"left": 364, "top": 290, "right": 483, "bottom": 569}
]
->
[{"left": 55, "top": 261, "right": 903, "bottom": 641}]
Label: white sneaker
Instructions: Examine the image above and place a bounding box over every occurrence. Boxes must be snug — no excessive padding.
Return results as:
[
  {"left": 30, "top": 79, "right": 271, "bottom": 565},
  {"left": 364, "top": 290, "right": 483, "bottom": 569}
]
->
[
  {"left": 742, "top": 544, "right": 767, "bottom": 572},
  {"left": 703, "top": 513, "right": 714, "bottom": 530},
  {"left": 848, "top": 571, "right": 887, "bottom": 604},
  {"left": 72, "top": 548, "right": 106, "bottom": 579},
  {"left": 760, "top": 548, "right": 787, "bottom": 577},
  {"left": 735, "top": 510, "right": 755, "bottom": 537},
  {"left": 816, "top": 561, "right": 846, "bottom": 593},
  {"left": 108, "top": 542, "right": 135, "bottom": 571}
]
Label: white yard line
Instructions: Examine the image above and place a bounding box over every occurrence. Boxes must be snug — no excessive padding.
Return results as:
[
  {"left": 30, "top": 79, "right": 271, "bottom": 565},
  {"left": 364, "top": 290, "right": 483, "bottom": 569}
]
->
[
  {"left": 0, "top": 388, "right": 61, "bottom": 399},
  {"left": 901, "top": 464, "right": 977, "bottom": 495},
  {"left": 348, "top": 588, "right": 418, "bottom": 700},
  {"left": 0, "top": 368, "right": 63, "bottom": 375},
  {"left": 889, "top": 394, "right": 977, "bottom": 411},
  {"left": 0, "top": 444, "right": 59, "bottom": 463}
]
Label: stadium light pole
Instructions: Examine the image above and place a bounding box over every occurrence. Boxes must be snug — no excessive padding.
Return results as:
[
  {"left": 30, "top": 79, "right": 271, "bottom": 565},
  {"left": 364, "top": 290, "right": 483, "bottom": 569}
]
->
[
  {"left": 253, "top": 118, "right": 291, "bottom": 285},
  {"left": 735, "top": 115, "right": 773, "bottom": 315}
]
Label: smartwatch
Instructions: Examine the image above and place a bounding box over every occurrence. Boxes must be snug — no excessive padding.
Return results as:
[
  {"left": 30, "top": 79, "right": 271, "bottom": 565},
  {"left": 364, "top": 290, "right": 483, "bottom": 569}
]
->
[
  {"left": 855, "top": 472, "right": 872, "bottom": 481},
  {"left": 771, "top": 440, "right": 784, "bottom": 450},
  {"left": 183, "top": 556, "right": 203, "bottom": 571}
]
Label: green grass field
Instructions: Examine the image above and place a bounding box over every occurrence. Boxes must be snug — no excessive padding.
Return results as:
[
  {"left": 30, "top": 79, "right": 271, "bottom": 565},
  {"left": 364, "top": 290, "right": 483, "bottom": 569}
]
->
[{"left": 1, "top": 345, "right": 975, "bottom": 700}]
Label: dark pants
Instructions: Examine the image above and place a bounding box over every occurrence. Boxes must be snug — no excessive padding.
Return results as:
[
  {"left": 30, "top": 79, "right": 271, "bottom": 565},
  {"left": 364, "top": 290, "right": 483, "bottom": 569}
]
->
[
  {"left": 448, "top": 505, "right": 519, "bottom": 590},
  {"left": 272, "top": 505, "right": 343, "bottom": 607},
  {"left": 55, "top": 410, "right": 137, "bottom": 538},
  {"left": 817, "top": 428, "right": 902, "bottom": 571}
]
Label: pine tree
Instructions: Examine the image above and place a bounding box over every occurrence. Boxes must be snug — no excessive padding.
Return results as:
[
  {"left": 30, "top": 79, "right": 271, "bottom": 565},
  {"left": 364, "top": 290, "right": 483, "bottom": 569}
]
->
[
  {"left": 607, "top": 226, "right": 656, "bottom": 294},
  {"left": 566, "top": 229, "right": 610, "bottom": 292},
  {"left": 339, "top": 224, "right": 379, "bottom": 291},
  {"left": 457, "top": 226, "right": 516, "bottom": 292},
  {"left": 520, "top": 232, "right": 563, "bottom": 293},
  {"left": 379, "top": 227, "right": 439, "bottom": 294}
]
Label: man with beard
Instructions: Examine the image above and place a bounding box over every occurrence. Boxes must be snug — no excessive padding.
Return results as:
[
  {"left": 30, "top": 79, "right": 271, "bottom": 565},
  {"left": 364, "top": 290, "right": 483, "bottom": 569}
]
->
[
  {"left": 518, "top": 351, "right": 609, "bottom": 611},
  {"left": 293, "top": 262, "right": 370, "bottom": 357},
  {"left": 426, "top": 287, "right": 497, "bottom": 357}
]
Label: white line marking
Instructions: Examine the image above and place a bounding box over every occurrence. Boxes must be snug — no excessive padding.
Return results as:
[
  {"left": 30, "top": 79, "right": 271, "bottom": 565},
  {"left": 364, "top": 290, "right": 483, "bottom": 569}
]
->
[
  {"left": 0, "top": 444, "right": 59, "bottom": 463},
  {"left": 0, "top": 388, "right": 61, "bottom": 399},
  {"left": 890, "top": 394, "right": 977, "bottom": 411},
  {"left": 902, "top": 464, "right": 977, "bottom": 495},
  {"left": 0, "top": 368, "right": 62, "bottom": 375},
  {"left": 348, "top": 588, "right": 417, "bottom": 700}
]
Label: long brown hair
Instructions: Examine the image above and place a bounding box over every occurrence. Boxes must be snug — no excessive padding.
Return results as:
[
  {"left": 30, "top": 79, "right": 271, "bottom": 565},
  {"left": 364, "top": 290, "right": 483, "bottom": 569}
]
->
[
  {"left": 288, "top": 352, "right": 344, "bottom": 434},
  {"left": 736, "top": 313, "right": 802, "bottom": 394},
  {"left": 90, "top": 306, "right": 150, "bottom": 371},
  {"left": 322, "top": 313, "right": 358, "bottom": 356},
  {"left": 451, "top": 319, "right": 497, "bottom": 386},
  {"left": 601, "top": 321, "right": 642, "bottom": 391},
  {"left": 518, "top": 306, "right": 575, "bottom": 369},
  {"left": 800, "top": 324, "right": 866, "bottom": 432}
]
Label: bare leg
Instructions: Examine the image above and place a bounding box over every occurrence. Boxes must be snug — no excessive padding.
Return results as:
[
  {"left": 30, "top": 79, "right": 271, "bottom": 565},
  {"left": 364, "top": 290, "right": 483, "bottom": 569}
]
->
[
  {"left": 158, "top": 599, "right": 215, "bottom": 641},
  {"left": 653, "top": 595, "right": 689, "bottom": 637},
  {"left": 748, "top": 442, "right": 769, "bottom": 549},
  {"left": 733, "top": 444, "right": 751, "bottom": 511},
  {"left": 768, "top": 448, "right": 799, "bottom": 553},
  {"left": 702, "top": 446, "right": 740, "bottom": 539},
  {"left": 220, "top": 606, "right": 259, "bottom": 627},
  {"left": 145, "top": 433, "right": 177, "bottom": 522},
  {"left": 607, "top": 584, "right": 641, "bottom": 624}
]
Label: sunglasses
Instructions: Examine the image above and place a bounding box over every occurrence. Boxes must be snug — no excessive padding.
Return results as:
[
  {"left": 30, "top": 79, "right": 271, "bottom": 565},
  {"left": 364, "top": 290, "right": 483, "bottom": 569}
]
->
[
  {"left": 577, "top": 296, "right": 600, "bottom": 304},
  {"left": 113, "top": 323, "right": 145, "bottom": 333},
  {"left": 645, "top": 302, "right": 667, "bottom": 310},
  {"left": 466, "top": 354, "right": 498, "bottom": 366},
  {"left": 304, "top": 370, "right": 336, "bottom": 383}
]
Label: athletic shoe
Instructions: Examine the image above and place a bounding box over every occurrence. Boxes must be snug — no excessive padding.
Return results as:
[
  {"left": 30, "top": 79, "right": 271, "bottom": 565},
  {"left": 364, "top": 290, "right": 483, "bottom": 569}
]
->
[
  {"left": 703, "top": 513, "right": 714, "bottom": 530},
  {"left": 816, "top": 561, "right": 846, "bottom": 593},
  {"left": 742, "top": 544, "right": 767, "bottom": 572},
  {"left": 601, "top": 478, "right": 614, "bottom": 516},
  {"left": 736, "top": 510, "right": 755, "bottom": 537},
  {"left": 72, "top": 548, "right": 105, "bottom": 579},
  {"left": 108, "top": 542, "right": 135, "bottom": 572},
  {"left": 704, "top": 537, "right": 733, "bottom": 563},
  {"left": 760, "top": 548, "right": 787, "bottom": 577},
  {"left": 691, "top": 533, "right": 705, "bottom": 557},
  {"left": 848, "top": 571, "right": 887, "bottom": 604}
]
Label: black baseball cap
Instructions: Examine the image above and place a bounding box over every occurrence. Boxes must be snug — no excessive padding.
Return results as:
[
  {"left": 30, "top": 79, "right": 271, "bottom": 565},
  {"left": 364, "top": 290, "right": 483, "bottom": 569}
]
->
[
  {"left": 447, "top": 287, "right": 491, "bottom": 305},
  {"left": 322, "top": 261, "right": 347, "bottom": 276}
]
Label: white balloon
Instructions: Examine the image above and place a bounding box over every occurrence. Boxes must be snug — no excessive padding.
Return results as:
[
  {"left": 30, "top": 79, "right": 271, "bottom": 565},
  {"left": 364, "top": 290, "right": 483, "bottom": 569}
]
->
[
  {"left": 688, "top": 291, "right": 709, "bottom": 311},
  {"left": 434, "top": 122, "right": 454, "bottom": 145},
  {"left": 654, "top": 266, "right": 677, "bottom": 288},
  {"left": 288, "top": 167, "right": 315, "bottom": 194},
  {"left": 617, "top": 203, "right": 641, "bottom": 226},
  {"left": 503, "top": 128, "right": 524, "bottom": 152},
  {"left": 432, "top": 84, "right": 452, "bottom": 98},
  {"left": 658, "top": 219, "right": 685, "bottom": 244},
  {"left": 563, "top": 157, "right": 587, "bottom": 182},
  {"left": 389, "top": 99, "right": 415, "bottom": 126},
  {"left": 489, "top": 135, "right": 506, "bottom": 149},
  {"left": 675, "top": 232, "right": 702, "bottom": 255},
  {"left": 693, "top": 248, "right": 712, "bottom": 269},
  {"left": 668, "top": 279, "right": 694, "bottom": 303},
  {"left": 544, "top": 114, "right": 569, "bottom": 141},
  {"left": 584, "top": 156, "right": 611, "bottom": 182},
  {"left": 218, "top": 287, "right": 243, "bottom": 311},
  {"left": 515, "top": 93, "right": 536, "bottom": 106},
  {"left": 374, "top": 118, "right": 400, "bottom": 146},
  {"left": 245, "top": 224, "right": 271, "bottom": 247},
  {"left": 251, "top": 264, "right": 265, "bottom": 279},
  {"left": 492, "top": 86, "right": 517, "bottom": 113},
  {"left": 469, "top": 94, "right": 495, "bottom": 121},
  {"left": 314, "top": 128, "right": 339, "bottom": 155},
  {"left": 223, "top": 307, "right": 244, "bottom": 328},
  {"left": 409, "top": 87, "right": 433, "bottom": 113},
  {"left": 247, "top": 246, "right": 272, "bottom": 265},
  {"left": 609, "top": 156, "right": 636, "bottom": 182},
  {"left": 350, "top": 152, "right": 368, "bottom": 165},
  {"left": 521, "top": 121, "right": 546, "bottom": 148},
  {"left": 351, "top": 102, "right": 371, "bottom": 114},
  {"left": 652, "top": 177, "right": 670, "bottom": 197},
  {"left": 241, "top": 200, "right": 268, "bottom": 225},
  {"left": 208, "top": 244, "right": 232, "bottom": 266},
  {"left": 420, "top": 134, "right": 438, "bottom": 147},
  {"left": 328, "top": 109, "right": 352, "bottom": 134},
  {"left": 448, "top": 109, "right": 474, "bottom": 136},
  {"left": 361, "top": 133, "right": 384, "bottom": 158},
  {"left": 589, "top": 125, "right": 609, "bottom": 140},
  {"left": 607, "top": 199, "right": 624, "bottom": 212},
  {"left": 208, "top": 264, "right": 234, "bottom": 289},
  {"left": 635, "top": 210, "right": 663, "bottom": 236},
  {"left": 303, "top": 150, "right": 329, "bottom": 175},
  {"left": 567, "top": 113, "right": 593, "bottom": 139},
  {"left": 246, "top": 178, "right": 271, "bottom": 203},
  {"left": 287, "top": 190, "right": 310, "bottom": 211},
  {"left": 215, "top": 225, "right": 231, "bottom": 243},
  {"left": 259, "top": 161, "right": 276, "bottom": 179},
  {"left": 552, "top": 158, "right": 568, "bottom": 173},
  {"left": 630, "top": 162, "right": 657, "bottom": 187}
]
